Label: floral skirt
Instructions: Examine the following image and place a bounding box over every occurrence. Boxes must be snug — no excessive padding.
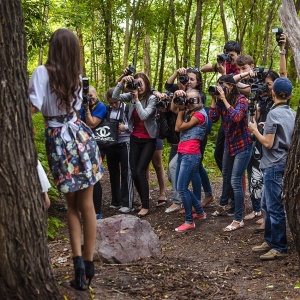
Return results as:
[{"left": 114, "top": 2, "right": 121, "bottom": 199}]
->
[{"left": 45, "top": 115, "right": 103, "bottom": 193}]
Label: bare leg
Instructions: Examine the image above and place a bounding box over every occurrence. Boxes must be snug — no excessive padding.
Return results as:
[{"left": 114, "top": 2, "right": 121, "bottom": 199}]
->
[
  {"left": 77, "top": 185, "right": 96, "bottom": 261},
  {"left": 65, "top": 191, "right": 83, "bottom": 257},
  {"left": 152, "top": 149, "right": 166, "bottom": 200}
]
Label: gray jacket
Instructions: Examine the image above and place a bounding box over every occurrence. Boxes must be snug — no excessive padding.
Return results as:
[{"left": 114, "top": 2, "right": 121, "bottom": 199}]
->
[{"left": 112, "top": 83, "right": 158, "bottom": 138}]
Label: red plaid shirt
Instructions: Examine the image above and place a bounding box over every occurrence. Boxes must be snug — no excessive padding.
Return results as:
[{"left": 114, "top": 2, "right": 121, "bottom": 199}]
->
[{"left": 209, "top": 95, "right": 252, "bottom": 156}]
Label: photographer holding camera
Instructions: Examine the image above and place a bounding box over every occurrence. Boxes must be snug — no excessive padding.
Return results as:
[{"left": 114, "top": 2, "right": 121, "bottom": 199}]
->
[
  {"left": 112, "top": 72, "right": 158, "bottom": 218},
  {"left": 249, "top": 77, "right": 295, "bottom": 260},
  {"left": 201, "top": 41, "right": 241, "bottom": 76},
  {"left": 171, "top": 89, "right": 208, "bottom": 232},
  {"left": 210, "top": 75, "right": 253, "bottom": 232},
  {"left": 80, "top": 85, "right": 107, "bottom": 220}
]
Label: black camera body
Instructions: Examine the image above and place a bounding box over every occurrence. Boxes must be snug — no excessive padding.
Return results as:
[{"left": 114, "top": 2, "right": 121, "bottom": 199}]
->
[
  {"left": 178, "top": 74, "right": 189, "bottom": 85},
  {"left": 126, "top": 80, "right": 142, "bottom": 90},
  {"left": 272, "top": 27, "right": 284, "bottom": 46},
  {"left": 217, "top": 53, "right": 232, "bottom": 64},
  {"left": 82, "top": 77, "right": 92, "bottom": 105},
  {"left": 125, "top": 65, "right": 136, "bottom": 76},
  {"left": 173, "top": 96, "right": 199, "bottom": 106},
  {"left": 156, "top": 100, "right": 171, "bottom": 110},
  {"left": 173, "top": 96, "right": 186, "bottom": 105},
  {"left": 208, "top": 84, "right": 227, "bottom": 96}
]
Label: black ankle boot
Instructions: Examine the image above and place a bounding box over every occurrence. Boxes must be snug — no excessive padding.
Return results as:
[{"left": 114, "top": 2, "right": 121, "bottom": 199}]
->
[
  {"left": 71, "top": 256, "right": 87, "bottom": 290},
  {"left": 84, "top": 260, "right": 95, "bottom": 286}
]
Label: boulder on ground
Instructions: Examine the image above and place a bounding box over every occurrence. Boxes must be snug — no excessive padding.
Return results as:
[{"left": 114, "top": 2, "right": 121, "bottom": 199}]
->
[{"left": 94, "top": 214, "right": 162, "bottom": 263}]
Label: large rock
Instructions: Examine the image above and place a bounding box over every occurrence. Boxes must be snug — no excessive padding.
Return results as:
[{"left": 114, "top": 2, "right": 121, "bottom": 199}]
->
[{"left": 94, "top": 214, "right": 162, "bottom": 264}]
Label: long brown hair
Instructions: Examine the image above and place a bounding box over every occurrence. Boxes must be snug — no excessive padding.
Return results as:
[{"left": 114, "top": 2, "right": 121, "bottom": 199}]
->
[{"left": 44, "top": 28, "right": 82, "bottom": 112}]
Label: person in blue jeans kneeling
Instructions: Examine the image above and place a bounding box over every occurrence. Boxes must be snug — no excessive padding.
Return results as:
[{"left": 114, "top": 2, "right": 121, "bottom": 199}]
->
[
  {"left": 171, "top": 88, "right": 207, "bottom": 232},
  {"left": 249, "top": 77, "right": 295, "bottom": 260}
]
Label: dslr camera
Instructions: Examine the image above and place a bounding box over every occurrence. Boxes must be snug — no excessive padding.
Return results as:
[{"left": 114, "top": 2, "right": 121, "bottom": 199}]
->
[
  {"left": 126, "top": 80, "right": 142, "bottom": 90},
  {"left": 82, "top": 77, "right": 92, "bottom": 105},
  {"left": 156, "top": 100, "right": 171, "bottom": 110},
  {"left": 208, "top": 84, "right": 227, "bottom": 96},
  {"left": 124, "top": 65, "right": 136, "bottom": 76},
  {"left": 272, "top": 27, "right": 284, "bottom": 46},
  {"left": 178, "top": 74, "right": 189, "bottom": 85},
  {"left": 217, "top": 53, "right": 232, "bottom": 64},
  {"left": 173, "top": 96, "right": 199, "bottom": 106}
]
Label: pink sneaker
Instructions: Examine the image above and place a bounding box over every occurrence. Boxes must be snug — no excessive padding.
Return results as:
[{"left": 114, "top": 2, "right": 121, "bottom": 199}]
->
[
  {"left": 175, "top": 223, "right": 195, "bottom": 232},
  {"left": 192, "top": 212, "right": 207, "bottom": 220}
]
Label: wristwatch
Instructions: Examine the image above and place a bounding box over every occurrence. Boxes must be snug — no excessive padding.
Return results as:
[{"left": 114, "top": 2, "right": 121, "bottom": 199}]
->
[{"left": 279, "top": 49, "right": 286, "bottom": 55}]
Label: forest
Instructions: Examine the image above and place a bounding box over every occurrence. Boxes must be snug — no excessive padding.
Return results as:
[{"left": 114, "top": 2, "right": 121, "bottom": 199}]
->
[{"left": 23, "top": 0, "right": 300, "bottom": 106}]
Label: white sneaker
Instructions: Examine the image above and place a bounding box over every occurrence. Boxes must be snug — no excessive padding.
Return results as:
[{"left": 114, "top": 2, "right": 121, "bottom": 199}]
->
[{"left": 118, "top": 207, "right": 131, "bottom": 213}]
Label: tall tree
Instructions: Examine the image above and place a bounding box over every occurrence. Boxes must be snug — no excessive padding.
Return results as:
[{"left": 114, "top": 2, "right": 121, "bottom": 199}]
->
[
  {"left": 0, "top": 0, "right": 61, "bottom": 298},
  {"left": 279, "top": 0, "right": 300, "bottom": 265}
]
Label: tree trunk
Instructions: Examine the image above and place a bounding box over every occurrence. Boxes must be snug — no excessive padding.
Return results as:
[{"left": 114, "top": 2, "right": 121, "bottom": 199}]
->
[
  {"left": 0, "top": 0, "right": 61, "bottom": 298},
  {"left": 123, "top": 0, "right": 132, "bottom": 68},
  {"left": 279, "top": 0, "right": 300, "bottom": 266},
  {"left": 194, "top": 0, "right": 202, "bottom": 68},
  {"left": 170, "top": 0, "right": 179, "bottom": 68},
  {"left": 38, "top": 1, "right": 49, "bottom": 66},
  {"left": 143, "top": 34, "right": 151, "bottom": 78},
  {"left": 219, "top": 0, "right": 228, "bottom": 42},
  {"left": 182, "top": 0, "right": 192, "bottom": 67},
  {"left": 77, "top": 27, "right": 86, "bottom": 77},
  {"left": 157, "top": 3, "right": 171, "bottom": 91}
]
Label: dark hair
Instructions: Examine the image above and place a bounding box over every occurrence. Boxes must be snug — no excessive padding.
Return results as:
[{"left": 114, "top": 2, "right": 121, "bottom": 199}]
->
[
  {"left": 236, "top": 54, "right": 254, "bottom": 67},
  {"left": 45, "top": 28, "right": 82, "bottom": 112},
  {"left": 187, "top": 68, "right": 203, "bottom": 91},
  {"left": 224, "top": 41, "right": 241, "bottom": 54},
  {"left": 264, "top": 70, "right": 279, "bottom": 82},
  {"left": 134, "top": 72, "right": 152, "bottom": 100},
  {"left": 106, "top": 88, "right": 114, "bottom": 99},
  {"left": 218, "top": 75, "right": 239, "bottom": 106}
]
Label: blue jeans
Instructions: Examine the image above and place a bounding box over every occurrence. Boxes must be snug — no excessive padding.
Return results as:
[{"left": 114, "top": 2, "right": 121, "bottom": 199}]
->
[
  {"left": 219, "top": 145, "right": 253, "bottom": 221},
  {"left": 176, "top": 153, "right": 204, "bottom": 224},
  {"left": 262, "top": 164, "right": 287, "bottom": 253},
  {"left": 191, "top": 162, "right": 212, "bottom": 200},
  {"left": 168, "top": 153, "right": 181, "bottom": 204}
]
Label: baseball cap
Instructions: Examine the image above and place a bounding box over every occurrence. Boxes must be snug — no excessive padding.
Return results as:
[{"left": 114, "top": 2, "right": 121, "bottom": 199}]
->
[{"left": 272, "top": 77, "right": 292, "bottom": 99}]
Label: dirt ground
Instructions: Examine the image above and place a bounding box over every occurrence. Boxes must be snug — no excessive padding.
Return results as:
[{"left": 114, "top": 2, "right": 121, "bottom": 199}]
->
[{"left": 48, "top": 172, "right": 300, "bottom": 300}]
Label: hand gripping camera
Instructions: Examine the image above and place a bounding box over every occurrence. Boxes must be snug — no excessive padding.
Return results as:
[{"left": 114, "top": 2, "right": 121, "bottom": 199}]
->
[
  {"left": 82, "top": 78, "right": 92, "bottom": 105},
  {"left": 272, "top": 27, "right": 284, "bottom": 46},
  {"left": 126, "top": 80, "right": 142, "bottom": 90},
  {"left": 217, "top": 53, "right": 232, "bottom": 64}
]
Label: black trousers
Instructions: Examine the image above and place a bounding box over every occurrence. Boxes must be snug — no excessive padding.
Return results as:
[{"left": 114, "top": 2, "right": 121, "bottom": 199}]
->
[
  {"left": 214, "top": 125, "right": 225, "bottom": 172},
  {"left": 92, "top": 148, "right": 106, "bottom": 214},
  {"left": 129, "top": 135, "right": 156, "bottom": 209},
  {"left": 106, "top": 142, "right": 133, "bottom": 208}
]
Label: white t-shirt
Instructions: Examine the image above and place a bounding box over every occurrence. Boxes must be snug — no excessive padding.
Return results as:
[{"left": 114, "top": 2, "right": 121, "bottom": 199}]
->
[{"left": 29, "top": 65, "right": 82, "bottom": 116}]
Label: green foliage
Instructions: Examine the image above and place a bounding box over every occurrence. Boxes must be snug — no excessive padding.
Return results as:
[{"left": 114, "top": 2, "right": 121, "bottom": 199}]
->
[
  {"left": 290, "top": 85, "right": 300, "bottom": 111},
  {"left": 47, "top": 216, "right": 65, "bottom": 239}
]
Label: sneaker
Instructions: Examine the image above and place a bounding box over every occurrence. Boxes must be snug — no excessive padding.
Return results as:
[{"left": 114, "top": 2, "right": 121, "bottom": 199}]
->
[
  {"left": 175, "top": 223, "right": 195, "bottom": 232},
  {"left": 109, "top": 205, "right": 121, "bottom": 209},
  {"left": 96, "top": 213, "right": 103, "bottom": 220},
  {"left": 165, "top": 204, "right": 181, "bottom": 213},
  {"left": 252, "top": 242, "right": 271, "bottom": 252},
  {"left": 192, "top": 212, "right": 207, "bottom": 220},
  {"left": 119, "top": 207, "right": 131, "bottom": 213},
  {"left": 260, "top": 248, "right": 288, "bottom": 260}
]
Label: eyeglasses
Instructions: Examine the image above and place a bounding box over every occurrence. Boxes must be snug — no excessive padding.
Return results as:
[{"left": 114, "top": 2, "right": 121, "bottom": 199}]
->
[{"left": 187, "top": 67, "right": 199, "bottom": 72}]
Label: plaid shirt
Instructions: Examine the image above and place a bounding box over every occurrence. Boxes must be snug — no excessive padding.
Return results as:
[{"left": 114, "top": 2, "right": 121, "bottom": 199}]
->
[{"left": 209, "top": 95, "right": 252, "bottom": 156}]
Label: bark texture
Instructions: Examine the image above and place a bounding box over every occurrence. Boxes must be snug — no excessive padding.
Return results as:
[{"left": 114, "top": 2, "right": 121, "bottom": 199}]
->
[
  {"left": 0, "top": 1, "right": 61, "bottom": 298},
  {"left": 279, "top": 0, "right": 300, "bottom": 266}
]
